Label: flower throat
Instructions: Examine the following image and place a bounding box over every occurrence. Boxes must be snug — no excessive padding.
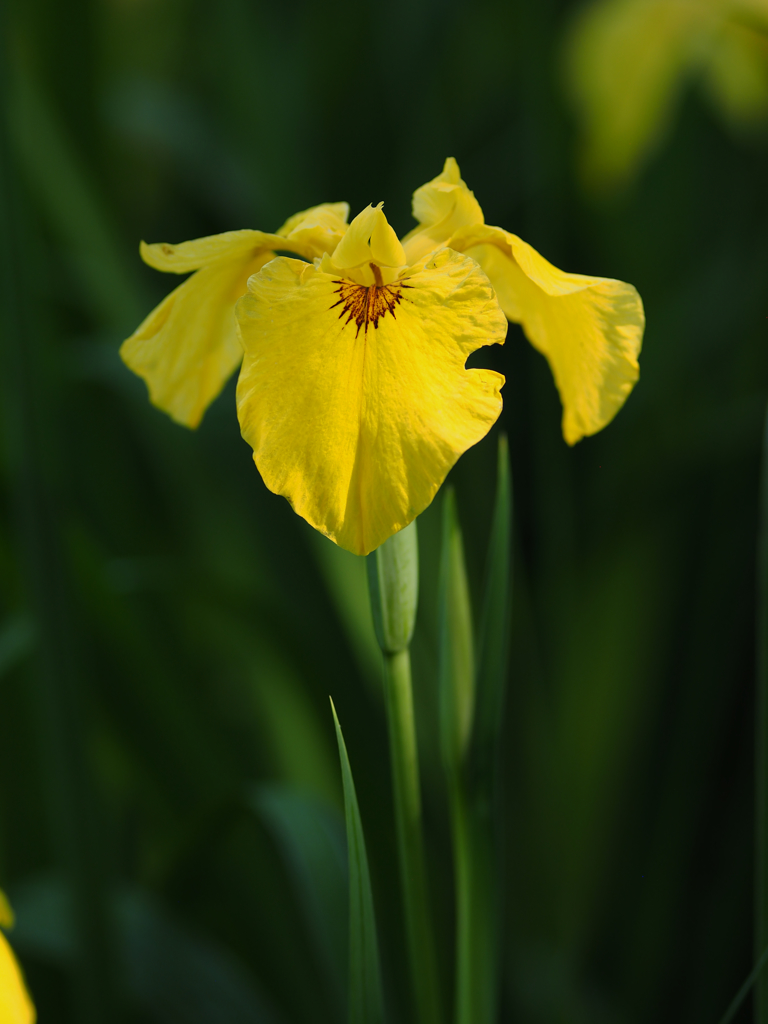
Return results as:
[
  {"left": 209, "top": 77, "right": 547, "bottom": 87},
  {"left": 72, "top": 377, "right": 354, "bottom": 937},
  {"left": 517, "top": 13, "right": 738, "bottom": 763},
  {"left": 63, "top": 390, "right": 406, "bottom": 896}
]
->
[{"left": 330, "top": 262, "right": 411, "bottom": 337}]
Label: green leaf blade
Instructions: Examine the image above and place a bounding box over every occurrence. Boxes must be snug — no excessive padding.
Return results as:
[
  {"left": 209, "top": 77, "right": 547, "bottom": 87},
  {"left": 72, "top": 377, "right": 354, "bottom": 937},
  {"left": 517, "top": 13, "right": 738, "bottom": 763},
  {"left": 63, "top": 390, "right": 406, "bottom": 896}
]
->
[
  {"left": 438, "top": 487, "right": 476, "bottom": 778},
  {"left": 473, "top": 433, "right": 513, "bottom": 782},
  {"left": 442, "top": 436, "right": 512, "bottom": 1024}
]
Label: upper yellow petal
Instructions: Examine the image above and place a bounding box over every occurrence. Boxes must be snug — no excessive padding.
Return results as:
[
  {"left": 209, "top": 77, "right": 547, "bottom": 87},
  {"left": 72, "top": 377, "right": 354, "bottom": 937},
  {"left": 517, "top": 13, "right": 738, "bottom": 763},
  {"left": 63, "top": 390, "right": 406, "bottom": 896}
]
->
[
  {"left": 235, "top": 249, "right": 506, "bottom": 555},
  {"left": 0, "top": 907, "right": 35, "bottom": 1024},
  {"left": 140, "top": 230, "right": 287, "bottom": 273},
  {"left": 276, "top": 202, "right": 350, "bottom": 258},
  {"left": 402, "top": 158, "right": 485, "bottom": 265},
  {"left": 122, "top": 246, "right": 273, "bottom": 427},
  {"left": 451, "top": 223, "right": 644, "bottom": 445}
]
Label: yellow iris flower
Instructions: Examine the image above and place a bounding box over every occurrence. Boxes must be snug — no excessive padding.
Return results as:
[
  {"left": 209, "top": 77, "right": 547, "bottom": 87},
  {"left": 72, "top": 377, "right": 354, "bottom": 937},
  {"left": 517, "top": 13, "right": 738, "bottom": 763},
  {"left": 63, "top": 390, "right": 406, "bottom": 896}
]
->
[
  {"left": 0, "top": 891, "right": 35, "bottom": 1024},
  {"left": 122, "top": 159, "right": 644, "bottom": 555}
]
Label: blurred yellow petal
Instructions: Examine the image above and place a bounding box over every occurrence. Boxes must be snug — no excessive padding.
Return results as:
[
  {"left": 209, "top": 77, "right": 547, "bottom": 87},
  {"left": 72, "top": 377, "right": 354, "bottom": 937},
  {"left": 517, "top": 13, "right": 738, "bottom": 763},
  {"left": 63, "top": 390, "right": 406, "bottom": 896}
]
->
[
  {"left": 705, "top": 18, "right": 768, "bottom": 124},
  {"left": 121, "top": 246, "right": 273, "bottom": 427},
  {"left": 236, "top": 247, "right": 506, "bottom": 555},
  {"left": 0, "top": 929, "right": 35, "bottom": 1024},
  {"left": 734, "top": 0, "right": 768, "bottom": 25},
  {"left": 276, "top": 201, "right": 350, "bottom": 257},
  {"left": 564, "top": 0, "right": 719, "bottom": 187},
  {"left": 451, "top": 224, "right": 644, "bottom": 445},
  {"left": 0, "top": 892, "right": 13, "bottom": 931},
  {"left": 402, "top": 157, "right": 485, "bottom": 264}
]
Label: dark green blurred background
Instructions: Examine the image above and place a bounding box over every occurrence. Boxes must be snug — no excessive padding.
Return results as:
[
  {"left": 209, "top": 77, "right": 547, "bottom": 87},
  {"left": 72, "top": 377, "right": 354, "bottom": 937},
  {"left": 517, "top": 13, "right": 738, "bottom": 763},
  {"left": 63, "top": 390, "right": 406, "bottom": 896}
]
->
[{"left": 1, "top": 0, "right": 766, "bottom": 1022}]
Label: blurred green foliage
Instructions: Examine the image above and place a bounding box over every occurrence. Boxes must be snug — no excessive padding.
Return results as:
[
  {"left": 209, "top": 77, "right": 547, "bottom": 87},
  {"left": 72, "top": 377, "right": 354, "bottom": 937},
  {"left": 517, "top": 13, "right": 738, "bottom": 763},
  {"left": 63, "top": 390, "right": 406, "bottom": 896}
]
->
[{"left": 0, "top": 0, "right": 766, "bottom": 1022}]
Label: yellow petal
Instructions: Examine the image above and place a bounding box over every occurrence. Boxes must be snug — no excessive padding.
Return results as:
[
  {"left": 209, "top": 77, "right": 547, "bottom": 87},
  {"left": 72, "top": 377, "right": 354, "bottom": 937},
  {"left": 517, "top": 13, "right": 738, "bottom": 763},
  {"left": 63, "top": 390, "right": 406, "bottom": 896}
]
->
[
  {"left": 705, "top": 18, "right": 768, "bottom": 125},
  {"left": 276, "top": 202, "right": 350, "bottom": 257},
  {"left": 451, "top": 224, "right": 644, "bottom": 445},
  {"left": 0, "top": 931, "right": 35, "bottom": 1024},
  {"left": 122, "top": 247, "right": 273, "bottom": 427},
  {"left": 128, "top": 210, "right": 350, "bottom": 427},
  {"left": 0, "top": 891, "right": 13, "bottom": 931},
  {"left": 140, "top": 229, "right": 287, "bottom": 273},
  {"left": 402, "top": 158, "right": 485, "bottom": 265},
  {"left": 236, "top": 249, "right": 506, "bottom": 555}
]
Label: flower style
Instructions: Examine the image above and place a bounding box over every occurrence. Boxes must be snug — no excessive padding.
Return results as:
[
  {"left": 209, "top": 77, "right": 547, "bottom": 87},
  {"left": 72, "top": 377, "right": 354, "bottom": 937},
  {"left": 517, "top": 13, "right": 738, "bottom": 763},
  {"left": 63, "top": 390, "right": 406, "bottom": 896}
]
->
[
  {"left": 0, "top": 890, "right": 35, "bottom": 1024},
  {"left": 122, "top": 159, "right": 644, "bottom": 555}
]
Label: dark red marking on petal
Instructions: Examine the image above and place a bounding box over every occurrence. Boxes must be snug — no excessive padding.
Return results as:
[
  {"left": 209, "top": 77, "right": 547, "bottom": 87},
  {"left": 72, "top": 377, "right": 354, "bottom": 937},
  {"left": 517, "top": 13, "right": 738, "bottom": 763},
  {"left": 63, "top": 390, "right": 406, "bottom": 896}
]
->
[{"left": 330, "top": 274, "right": 408, "bottom": 338}]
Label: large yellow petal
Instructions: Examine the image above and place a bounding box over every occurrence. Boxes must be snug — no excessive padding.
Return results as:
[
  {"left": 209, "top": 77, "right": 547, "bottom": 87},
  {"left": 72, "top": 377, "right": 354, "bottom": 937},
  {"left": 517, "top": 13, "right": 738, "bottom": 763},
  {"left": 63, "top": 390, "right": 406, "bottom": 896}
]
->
[
  {"left": 121, "top": 246, "right": 273, "bottom": 427},
  {"left": 236, "top": 249, "right": 506, "bottom": 555},
  {"left": 451, "top": 224, "right": 644, "bottom": 445},
  {"left": 402, "top": 158, "right": 485, "bottom": 265},
  {"left": 0, "top": 931, "right": 35, "bottom": 1024}
]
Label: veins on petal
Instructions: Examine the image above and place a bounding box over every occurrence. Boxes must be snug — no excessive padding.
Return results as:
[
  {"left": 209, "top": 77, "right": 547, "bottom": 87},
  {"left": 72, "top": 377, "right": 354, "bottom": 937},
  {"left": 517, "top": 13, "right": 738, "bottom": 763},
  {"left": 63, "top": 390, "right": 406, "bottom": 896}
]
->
[{"left": 329, "top": 262, "right": 411, "bottom": 338}]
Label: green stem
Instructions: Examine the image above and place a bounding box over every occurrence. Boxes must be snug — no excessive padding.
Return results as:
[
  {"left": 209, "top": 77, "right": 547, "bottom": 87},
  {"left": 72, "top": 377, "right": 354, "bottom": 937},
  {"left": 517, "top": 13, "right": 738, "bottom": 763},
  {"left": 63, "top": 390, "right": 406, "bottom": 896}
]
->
[
  {"left": 382, "top": 648, "right": 442, "bottom": 1024},
  {"left": 756, "top": 406, "right": 768, "bottom": 1023}
]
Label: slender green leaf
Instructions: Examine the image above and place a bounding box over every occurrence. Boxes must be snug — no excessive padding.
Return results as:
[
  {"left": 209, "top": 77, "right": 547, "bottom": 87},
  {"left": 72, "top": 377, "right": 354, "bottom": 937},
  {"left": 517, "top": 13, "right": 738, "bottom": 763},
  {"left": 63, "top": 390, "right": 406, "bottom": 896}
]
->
[
  {"left": 380, "top": 647, "right": 443, "bottom": 1024},
  {"left": 438, "top": 487, "right": 475, "bottom": 777},
  {"left": 330, "top": 700, "right": 385, "bottom": 1024},
  {"left": 438, "top": 489, "right": 476, "bottom": 1024},
  {"left": 442, "top": 436, "right": 512, "bottom": 1024},
  {"left": 472, "top": 433, "right": 512, "bottom": 778}
]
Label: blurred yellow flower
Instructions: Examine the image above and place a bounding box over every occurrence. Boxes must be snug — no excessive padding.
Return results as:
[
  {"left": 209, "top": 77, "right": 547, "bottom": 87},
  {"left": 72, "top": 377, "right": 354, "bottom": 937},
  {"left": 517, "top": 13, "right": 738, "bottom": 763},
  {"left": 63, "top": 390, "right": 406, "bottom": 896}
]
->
[
  {"left": 0, "top": 891, "right": 35, "bottom": 1024},
  {"left": 565, "top": 0, "right": 768, "bottom": 187},
  {"left": 123, "top": 158, "right": 643, "bottom": 555}
]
